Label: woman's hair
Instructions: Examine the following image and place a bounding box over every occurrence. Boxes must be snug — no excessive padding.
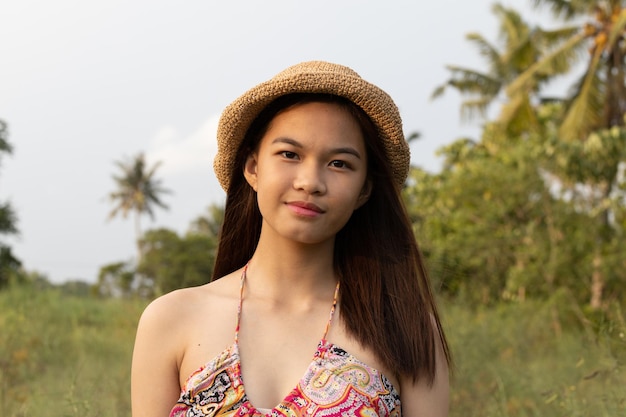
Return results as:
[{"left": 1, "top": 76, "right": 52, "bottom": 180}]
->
[{"left": 212, "top": 93, "right": 450, "bottom": 384}]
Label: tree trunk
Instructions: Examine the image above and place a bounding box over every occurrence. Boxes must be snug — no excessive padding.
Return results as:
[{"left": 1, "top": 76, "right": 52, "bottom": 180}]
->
[
  {"left": 133, "top": 210, "right": 147, "bottom": 296},
  {"left": 134, "top": 210, "right": 142, "bottom": 264},
  {"left": 590, "top": 247, "right": 604, "bottom": 310}
]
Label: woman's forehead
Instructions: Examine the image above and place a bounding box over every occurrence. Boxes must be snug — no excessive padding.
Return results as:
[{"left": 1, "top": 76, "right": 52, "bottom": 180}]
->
[{"left": 259, "top": 102, "right": 366, "bottom": 150}]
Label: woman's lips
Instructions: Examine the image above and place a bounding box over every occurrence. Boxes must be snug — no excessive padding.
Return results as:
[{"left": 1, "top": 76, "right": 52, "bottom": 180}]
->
[{"left": 286, "top": 201, "right": 324, "bottom": 217}]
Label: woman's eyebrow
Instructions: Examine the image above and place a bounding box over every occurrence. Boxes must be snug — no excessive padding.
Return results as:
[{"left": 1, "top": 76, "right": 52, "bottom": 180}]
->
[
  {"left": 271, "top": 137, "right": 362, "bottom": 159},
  {"left": 271, "top": 137, "right": 303, "bottom": 148},
  {"left": 331, "top": 147, "right": 362, "bottom": 159}
]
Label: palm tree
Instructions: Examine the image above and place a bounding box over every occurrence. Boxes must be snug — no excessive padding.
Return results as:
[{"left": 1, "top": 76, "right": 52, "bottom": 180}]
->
[
  {"left": 507, "top": 0, "right": 626, "bottom": 308},
  {"left": 108, "top": 152, "right": 171, "bottom": 261},
  {"left": 508, "top": 0, "right": 626, "bottom": 140},
  {"left": 432, "top": 3, "right": 578, "bottom": 136}
]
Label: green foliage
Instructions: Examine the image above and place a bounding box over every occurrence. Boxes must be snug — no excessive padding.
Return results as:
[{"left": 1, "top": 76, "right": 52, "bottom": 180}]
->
[
  {"left": 0, "top": 204, "right": 20, "bottom": 288},
  {"left": 534, "top": 104, "right": 626, "bottom": 307},
  {"left": 0, "top": 283, "right": 146, "bottom": 417},
  {"left": 430, "top": 0, "right": 626, "bottom": 308},
  {"left": 0, "top": 245, "right": 21, "bottom": 289},
  {"left": 0, "top": 119, "right": 11, "bottom": 158},
  {"left": 137, "top": 227, "right": 217, "bottom": 296},
  {"left": 404, "top": 122, "right": 598, "bottom": 303},
  {"left": 97, "top": 205, "right": 223, "bottom": 298},
  {"left": 98, "top": 261, "right": 136, "bottom": 298},
  {"left": 0, "top": 119, "right": 20, "bottom": 288},
  {"left": 0, "top": 202, "right": 18, "bottom": 236},
  {"left": 188, "top": 204, "right": 224, "bottom": 239}
]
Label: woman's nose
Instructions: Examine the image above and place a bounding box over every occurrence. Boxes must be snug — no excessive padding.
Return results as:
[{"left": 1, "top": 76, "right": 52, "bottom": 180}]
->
[{"left": 293, "top": 162, "right": 327, "bottom": 195}]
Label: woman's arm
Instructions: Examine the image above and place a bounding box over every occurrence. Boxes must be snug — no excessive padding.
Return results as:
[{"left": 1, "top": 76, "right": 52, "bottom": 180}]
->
[
  {"left": 399, "top": 330, "right": 450, "bottom": 417},
  {"left": 131, "top": 294, "right": 184, "bottom": 417}
]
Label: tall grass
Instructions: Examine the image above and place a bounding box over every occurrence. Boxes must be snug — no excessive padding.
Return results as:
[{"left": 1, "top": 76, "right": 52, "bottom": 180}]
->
[
  {"left": 0, "top": 284, "right": 146, "bottom": 417},
  {"left": 0, "top": 284, "right": 623, "bottom": 416},
  {"left": 445, "top": 290, "right": 626, "bottom": 416}
]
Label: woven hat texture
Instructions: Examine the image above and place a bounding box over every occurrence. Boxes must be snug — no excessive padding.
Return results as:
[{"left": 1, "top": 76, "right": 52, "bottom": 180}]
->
[{"left": 214, "top": 61, "right": 409, "bottom": 190}]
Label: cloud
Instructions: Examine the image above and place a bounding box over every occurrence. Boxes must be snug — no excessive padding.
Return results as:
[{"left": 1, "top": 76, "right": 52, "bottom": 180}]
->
[{"left": 146, "top": 115, "right": 219, "bottom": 176}]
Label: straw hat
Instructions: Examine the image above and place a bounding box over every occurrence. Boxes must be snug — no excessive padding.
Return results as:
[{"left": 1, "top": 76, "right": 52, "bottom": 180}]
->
[{"left": 214, "top": 61, "right": 409, "bottom": 191}]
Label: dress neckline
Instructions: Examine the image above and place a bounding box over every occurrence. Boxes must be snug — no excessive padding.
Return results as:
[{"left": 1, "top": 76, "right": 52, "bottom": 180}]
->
[{"left": 233, "top": 263, "right": 341, "bottom": 414}]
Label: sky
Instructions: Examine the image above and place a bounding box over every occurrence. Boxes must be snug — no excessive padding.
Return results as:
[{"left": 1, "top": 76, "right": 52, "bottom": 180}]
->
[{"left": 1, "top": 0, "right": 550, "bottom": 283}]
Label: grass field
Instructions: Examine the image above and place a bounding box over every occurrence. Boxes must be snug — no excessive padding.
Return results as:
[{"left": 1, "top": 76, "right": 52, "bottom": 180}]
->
[
  {"left": 444, "top": 291, "right": 625, "bottom": 416},
  {"left": 0, "top": 285, "right": 144, "bottom": 417},
  {"left": 0, "top": 284, "right": 624, "bottom": 416}
]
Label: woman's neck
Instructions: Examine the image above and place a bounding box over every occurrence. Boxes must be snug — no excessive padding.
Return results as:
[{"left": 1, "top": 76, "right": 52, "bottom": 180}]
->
[{"left": 245, "top": 233, "right": 337, "bottom": 303}]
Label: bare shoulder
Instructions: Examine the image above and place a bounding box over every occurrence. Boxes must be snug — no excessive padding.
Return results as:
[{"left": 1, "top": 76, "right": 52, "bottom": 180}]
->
[
  {"left": 142, "top": 268, "right": 242, "bottom": 315},
  {"left": 138, "top": 270, "right": 242, "bottom": 348},
  {"left": 134, "top": 285, "right": 206, "bottom": 366}
]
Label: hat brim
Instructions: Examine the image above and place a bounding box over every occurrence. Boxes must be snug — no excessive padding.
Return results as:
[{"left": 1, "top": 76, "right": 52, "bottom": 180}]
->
[{"left": 214, "top": 62, "right": 409, "bottom": 191}]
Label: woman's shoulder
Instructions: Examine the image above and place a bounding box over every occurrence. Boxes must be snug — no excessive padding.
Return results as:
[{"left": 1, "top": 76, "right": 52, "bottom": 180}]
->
[
  {"left": 135, "top": 270, "right": 243, "bottom": 362},
  {"left": 140, "top": 270, "right": 242, "bottom": 327}
]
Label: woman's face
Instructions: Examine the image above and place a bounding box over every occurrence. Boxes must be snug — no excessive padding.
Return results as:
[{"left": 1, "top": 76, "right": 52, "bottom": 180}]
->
[{"left": 244, "top": 101, "right": 371, "bottom": 246}]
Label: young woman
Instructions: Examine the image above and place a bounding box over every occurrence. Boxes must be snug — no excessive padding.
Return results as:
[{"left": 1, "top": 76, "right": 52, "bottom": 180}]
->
[{"left": 131, "top": 61, "right": 451, "bottom": 417}]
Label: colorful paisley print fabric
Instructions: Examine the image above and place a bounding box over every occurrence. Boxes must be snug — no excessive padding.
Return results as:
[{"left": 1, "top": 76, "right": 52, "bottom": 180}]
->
[{"left": 170, "top": 339, "right": 401, "bottom": 416}]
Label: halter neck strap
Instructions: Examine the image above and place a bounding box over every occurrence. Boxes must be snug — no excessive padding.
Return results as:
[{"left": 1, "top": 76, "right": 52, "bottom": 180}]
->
[
  {"left": 234, "top": 264, "right": 248, "bottom": 344},
  {"left": 322, "top": 279, "right": 341, "bottom": 341},
  {"left": 234, "top": 263, "right": 340, "bottom": 344}
]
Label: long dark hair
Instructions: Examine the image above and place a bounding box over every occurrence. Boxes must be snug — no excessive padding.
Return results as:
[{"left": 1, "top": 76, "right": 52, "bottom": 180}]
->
[{"left": 212, "top": 93, "right": 450, "bottom": 384}]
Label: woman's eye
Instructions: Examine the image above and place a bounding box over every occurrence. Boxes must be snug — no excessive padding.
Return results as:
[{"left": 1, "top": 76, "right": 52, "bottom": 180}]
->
[
  {"left": 281, "top": 151, "right": 298, "bottom": 159},
  {"left": 330, "top": 160, "right": 348, "bottom": 168}
]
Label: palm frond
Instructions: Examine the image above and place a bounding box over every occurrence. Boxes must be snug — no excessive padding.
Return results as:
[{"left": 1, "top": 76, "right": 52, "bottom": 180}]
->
[
  {"left": 537, "top": 26, "right": 582, "bottom": 45},
  {"left": 531, "top": 0, "right": 579, "bottom": 20},
  {"left": 559, "top": 46, "right": 604, "bottom": 140},
  {"left": 460, "top": 97, "right": 494, "bottom": 121},
  {"left": 507, "top": 36, "right": 540, "bottom": 76},
  {"left": 107, "top": 201, "right": 132, "bottom": 220},
  {"left": 431, "top": 84, "right": 447, "bottom": 100},
  {"left": 492, "top": 3, "right": 529, "bottom": 52},
  {"left": 465, "top": 33, "right": 502, "bottom": 74},
  {"left": 507, "top": 30, "right": 588, "bottom": 96},
  {"left": 145, "top": 159, "right": 164, "bottom": 179},
  {"left": 497, "top": 94, "right": 540, "bottom": 135},
  {"left": 497, "top": 93, "right": 525, "bottom": 127},
  {"left": 444, "top": 66, "right": 502, "bottom": 97}
]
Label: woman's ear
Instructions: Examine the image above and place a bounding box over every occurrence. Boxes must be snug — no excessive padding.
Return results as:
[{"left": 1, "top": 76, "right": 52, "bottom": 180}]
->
[
  {"left": 243, "top": 152, "right": 259, "bottom": 192},
  {"left": 355, "top": 179, "right": 372, "bottom": 209}
]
